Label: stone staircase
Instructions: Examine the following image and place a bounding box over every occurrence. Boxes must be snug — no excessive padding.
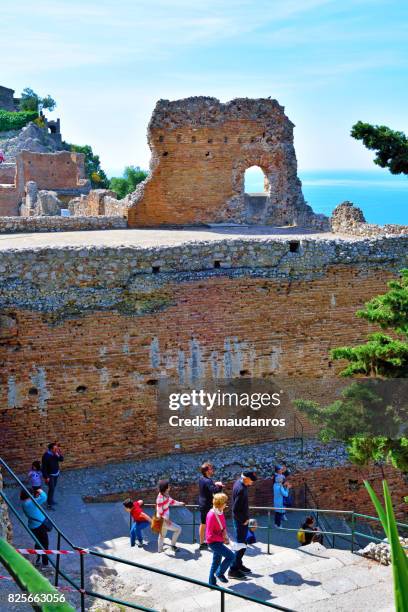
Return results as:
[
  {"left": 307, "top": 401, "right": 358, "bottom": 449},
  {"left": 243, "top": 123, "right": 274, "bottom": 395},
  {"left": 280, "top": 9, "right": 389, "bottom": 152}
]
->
[{"left": 6, "top": 494, "right": 395, "bottom": 611}]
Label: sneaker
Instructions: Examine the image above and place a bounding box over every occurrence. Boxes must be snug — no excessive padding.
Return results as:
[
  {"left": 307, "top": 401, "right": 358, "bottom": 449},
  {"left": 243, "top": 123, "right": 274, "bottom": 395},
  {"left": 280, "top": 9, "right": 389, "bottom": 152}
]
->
[
  {"left": 240, "top": 566, "right": 252, "bottom": 574},
  {"left": 137, "top": 541, "right": 144, "bottom": 548},
  {"left": 228, "top": 570, "right": 247, "bottom": 580},
  {"left": 216, "top": 574, "right": 228, "bottom": 583},
  {"left": 275, "top": 524, "right": 283, "bottom": 529},
  {"left": 171, "top": 545, "right": 180, "bottom": 552},
  {"left": 282, "top": 515, "right": 288, "bottom": 521},
  {"left": 199, "top": 543, "right": 208, "bottom": 550}
]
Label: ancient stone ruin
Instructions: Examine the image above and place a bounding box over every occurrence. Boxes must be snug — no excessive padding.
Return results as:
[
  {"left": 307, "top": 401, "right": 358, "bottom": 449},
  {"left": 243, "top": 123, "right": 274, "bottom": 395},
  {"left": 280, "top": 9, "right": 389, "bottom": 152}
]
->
[{"left": 127, "top": 97, "right": 329, "bottom": 229}]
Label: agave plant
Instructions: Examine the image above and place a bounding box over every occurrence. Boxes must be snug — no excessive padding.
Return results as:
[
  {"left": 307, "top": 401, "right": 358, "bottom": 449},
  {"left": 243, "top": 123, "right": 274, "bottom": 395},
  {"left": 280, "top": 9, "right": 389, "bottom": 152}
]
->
[{"left": 364, "top": 480, "right": 408, "bottom": 612}]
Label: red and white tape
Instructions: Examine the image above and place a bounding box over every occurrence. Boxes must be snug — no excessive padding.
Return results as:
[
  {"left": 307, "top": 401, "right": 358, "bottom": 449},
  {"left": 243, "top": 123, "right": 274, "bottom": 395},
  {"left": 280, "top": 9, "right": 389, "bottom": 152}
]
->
[{"left": 16, "top": 548, "right": 88, "bottom": 556}]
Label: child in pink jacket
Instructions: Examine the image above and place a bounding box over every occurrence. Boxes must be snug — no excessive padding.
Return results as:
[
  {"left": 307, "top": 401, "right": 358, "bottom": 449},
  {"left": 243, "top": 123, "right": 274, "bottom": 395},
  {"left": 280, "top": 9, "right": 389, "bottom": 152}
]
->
[{"left": 205, "top": 493, "right": 234, "bottom": 585}]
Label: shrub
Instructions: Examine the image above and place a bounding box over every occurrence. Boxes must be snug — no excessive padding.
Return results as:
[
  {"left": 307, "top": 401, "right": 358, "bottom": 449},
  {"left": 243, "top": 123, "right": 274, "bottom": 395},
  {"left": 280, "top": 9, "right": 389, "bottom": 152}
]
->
[{"left": 0, "top": 110, "right": 38, "bottom": 132}]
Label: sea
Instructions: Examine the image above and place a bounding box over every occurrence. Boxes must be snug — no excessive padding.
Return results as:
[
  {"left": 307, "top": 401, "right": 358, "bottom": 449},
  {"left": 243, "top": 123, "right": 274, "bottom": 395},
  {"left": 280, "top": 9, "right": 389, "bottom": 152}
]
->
[
  {"left": 107, "top": 166, "right": 407, "bottom": 226},
  {"left": 244, "top": 168, "right": 407, "bottom": 226}
]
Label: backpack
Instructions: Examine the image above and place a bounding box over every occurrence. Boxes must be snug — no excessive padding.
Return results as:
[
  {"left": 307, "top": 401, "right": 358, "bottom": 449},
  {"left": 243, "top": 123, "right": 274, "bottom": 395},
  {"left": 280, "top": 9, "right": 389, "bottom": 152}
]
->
[{"left": 297, "top": 529, "right": 306, "bottom": 544}]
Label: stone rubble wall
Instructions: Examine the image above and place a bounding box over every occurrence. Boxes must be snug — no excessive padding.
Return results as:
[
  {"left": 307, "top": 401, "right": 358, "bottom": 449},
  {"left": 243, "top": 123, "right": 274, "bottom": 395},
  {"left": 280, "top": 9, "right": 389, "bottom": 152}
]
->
[
  {"left": 0, "top": 470, "right": 12, "bottom": 542},
  {"left": 127, "top": 97, "right": 329, "bottom": 229},
  {"left": 68, "top": 189, "right": 126, "bottom": 217},
  {"left": 331, "top": 201, "right": 408, "bottom": 237},
  {"left": 0, "top": 215, "right": 127, "bottom": 233}
]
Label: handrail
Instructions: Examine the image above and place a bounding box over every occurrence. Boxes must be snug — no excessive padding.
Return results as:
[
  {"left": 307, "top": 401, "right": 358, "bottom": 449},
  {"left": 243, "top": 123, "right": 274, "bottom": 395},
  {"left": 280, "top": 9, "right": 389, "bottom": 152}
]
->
[
  {"left": 0, "top": 456, "right": 293, "bottom": 612},
  {"left": 3, "top": 454, "right": 408, "bottom": 611}
]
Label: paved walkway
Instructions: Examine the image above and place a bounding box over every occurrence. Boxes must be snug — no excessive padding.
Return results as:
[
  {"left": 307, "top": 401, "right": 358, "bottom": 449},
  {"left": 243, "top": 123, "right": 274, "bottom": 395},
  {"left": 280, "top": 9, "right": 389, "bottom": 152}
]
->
[
  {"left": 0, "top": 226, "right": 356, "bottom": 252},
  {"left": 4, "top": 480, "right": 394, "bottom": 612}
]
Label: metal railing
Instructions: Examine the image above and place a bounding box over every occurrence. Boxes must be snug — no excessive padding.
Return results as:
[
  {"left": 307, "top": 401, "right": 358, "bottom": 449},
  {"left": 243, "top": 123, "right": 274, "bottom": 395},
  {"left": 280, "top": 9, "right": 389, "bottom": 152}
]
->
[
  {"left": 2, "top": 456, "right": 408, "bottom": 611},
  {"left": 0, "top": 457, "right": 292, "bottom": 612}
]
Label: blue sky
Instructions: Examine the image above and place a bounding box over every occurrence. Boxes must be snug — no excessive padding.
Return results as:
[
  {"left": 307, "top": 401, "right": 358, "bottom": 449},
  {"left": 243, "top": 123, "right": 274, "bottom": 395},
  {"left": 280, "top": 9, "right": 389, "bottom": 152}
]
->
[{"left": 1, "top": 0, "right": 407, "bottom": 176}]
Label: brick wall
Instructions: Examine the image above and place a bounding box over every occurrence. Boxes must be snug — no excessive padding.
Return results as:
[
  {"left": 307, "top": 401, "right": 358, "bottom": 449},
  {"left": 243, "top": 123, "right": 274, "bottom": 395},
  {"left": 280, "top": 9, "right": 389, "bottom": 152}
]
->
[
  {"left": 127, "top": 97, "right": 326, "bottom": 228},
  {"left": 0, "top": 265, "right": 403, "bottom": 472}
]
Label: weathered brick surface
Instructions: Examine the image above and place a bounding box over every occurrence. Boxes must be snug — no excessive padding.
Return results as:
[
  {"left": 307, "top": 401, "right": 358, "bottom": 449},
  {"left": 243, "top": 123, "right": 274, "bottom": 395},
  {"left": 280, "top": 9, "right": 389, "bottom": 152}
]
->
[
  {"left": 0, "top": 150, "right": 90, "bottom": 215},
  {"left": 127, "top": 97, "right": 328, "bottom": 229},
  {"left": 0, "top": 265, "right": 403, "bottom": 472}
]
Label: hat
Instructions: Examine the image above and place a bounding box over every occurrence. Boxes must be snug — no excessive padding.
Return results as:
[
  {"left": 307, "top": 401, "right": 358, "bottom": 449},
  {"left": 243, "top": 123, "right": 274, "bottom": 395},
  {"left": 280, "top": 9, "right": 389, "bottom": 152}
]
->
[{"left": 242, "top": 470, "right": 257, "bottom": 481}]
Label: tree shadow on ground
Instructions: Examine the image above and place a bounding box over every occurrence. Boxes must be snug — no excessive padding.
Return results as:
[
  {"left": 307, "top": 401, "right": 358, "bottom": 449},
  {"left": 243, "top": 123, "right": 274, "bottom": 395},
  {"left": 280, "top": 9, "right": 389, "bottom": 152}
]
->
[{"left": 270, "top": 569, "right": 321, "bottom": 587}]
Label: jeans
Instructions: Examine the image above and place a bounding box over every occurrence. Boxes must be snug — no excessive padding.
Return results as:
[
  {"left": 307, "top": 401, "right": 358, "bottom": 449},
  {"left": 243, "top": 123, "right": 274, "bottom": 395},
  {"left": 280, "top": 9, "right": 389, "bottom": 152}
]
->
[
  {"left": 32, "top": 523, "right": 49, "bottom": 567},
  {"left": 275, "top": 511, "right": 285, "bottom": 526},
  {"left": 130, "top": 520, "right": 150, "bottom": 546},
  {"left": 208, "top": 542, "right": 234, "bottom": 584},
  {"left": 47, "top": 475, "right": 59, "bottom": 507},
  {"left": 158, "top": 520, "right": 181, "bottom": 552},
  {"left": 230, "top": 519, "right": 247, "bottom": 571}
]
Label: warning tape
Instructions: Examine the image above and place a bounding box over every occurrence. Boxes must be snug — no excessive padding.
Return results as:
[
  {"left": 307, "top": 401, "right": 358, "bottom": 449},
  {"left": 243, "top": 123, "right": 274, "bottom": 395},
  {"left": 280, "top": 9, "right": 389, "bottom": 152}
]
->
[{"left": 16, "top": 548, "right": 88, "bottom": 556}]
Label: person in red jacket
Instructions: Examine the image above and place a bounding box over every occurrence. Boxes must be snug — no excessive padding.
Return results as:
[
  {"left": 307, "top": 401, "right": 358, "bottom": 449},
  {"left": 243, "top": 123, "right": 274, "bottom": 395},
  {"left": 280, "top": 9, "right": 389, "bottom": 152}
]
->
[
  {"left": 123, "top": 498, "right": 152, "bottom": 547},
  {"left": 205, "top": 493, "right": 234, "bottom": 586},
  {"left": 0, "top": 150, "right": 5, "bottom": 164}
]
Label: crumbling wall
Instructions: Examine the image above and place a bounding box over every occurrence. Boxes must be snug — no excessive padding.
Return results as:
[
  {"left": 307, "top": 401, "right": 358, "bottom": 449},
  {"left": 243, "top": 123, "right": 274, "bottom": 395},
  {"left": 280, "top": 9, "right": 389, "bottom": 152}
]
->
[
  {"left": 0, "top": 470, "right": 12, "bottom": 542},
  {"left": 0, "top": 150, "right": 91, "bottom": 216},
  {"left": 331, "top": 201, "right": 408, "bottom": 237},
  {"left": 127, "top": 97, "right": 328, "bottom": 229}
]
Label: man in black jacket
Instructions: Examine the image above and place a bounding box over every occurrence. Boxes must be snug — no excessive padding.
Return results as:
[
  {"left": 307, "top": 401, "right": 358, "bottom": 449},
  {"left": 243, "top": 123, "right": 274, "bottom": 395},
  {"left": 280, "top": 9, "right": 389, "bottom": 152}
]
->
[
  {"left": 198, "top": 462, "right": 223, "bottom": 550},
  {"left": 41, "top": 442, "right": 64, "bottom": 510},
  {"left": 228, "top": 470, "right": 257, "bottom": 579}
]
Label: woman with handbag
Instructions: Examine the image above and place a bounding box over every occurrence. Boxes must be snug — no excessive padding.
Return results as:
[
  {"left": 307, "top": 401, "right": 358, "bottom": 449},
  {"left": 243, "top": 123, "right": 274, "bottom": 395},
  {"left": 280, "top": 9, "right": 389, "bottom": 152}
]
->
[
  {"left": 156, "top": 479, "right": 185, "bottom": 553},
  {"left": 205, "top": 493, "right": 234, "bottom": 586},
  {"left": 20, "top": 488, "right": 51, "bottom": 571}
]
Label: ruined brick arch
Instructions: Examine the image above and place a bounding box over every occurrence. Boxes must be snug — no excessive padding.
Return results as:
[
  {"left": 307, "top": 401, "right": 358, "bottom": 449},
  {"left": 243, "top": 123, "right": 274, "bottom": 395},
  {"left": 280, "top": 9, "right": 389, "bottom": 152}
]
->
[
  {"left": 126, "top": 97, "right": 328, "bottom": 229},
  {"left": 243, "top": 165, "right": 270, "bottom": 195}
]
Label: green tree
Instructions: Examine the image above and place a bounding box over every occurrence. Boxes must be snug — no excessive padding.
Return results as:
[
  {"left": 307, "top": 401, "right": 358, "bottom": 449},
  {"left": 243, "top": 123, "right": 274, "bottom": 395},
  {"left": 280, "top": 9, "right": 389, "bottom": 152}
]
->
[
  {"left": 351, "top": 121, "right": 408, "bottom": 175},
  {"left": 66, "top": 143, "right": 109, "bottom": 188},
  {"left": 295, "top": 270, "right": 408, "bottom": 471},
  {"left": 109, "top": 166, "right": 147, "bottom": 199},
  {"left": 19, "top": 88, "right": 56, "bottom": 114}
]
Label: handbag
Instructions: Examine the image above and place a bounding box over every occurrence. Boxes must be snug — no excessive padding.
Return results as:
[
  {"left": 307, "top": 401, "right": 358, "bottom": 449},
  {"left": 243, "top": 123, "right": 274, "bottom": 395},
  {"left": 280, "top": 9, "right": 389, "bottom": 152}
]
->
[
  {"left": 43, "top": 517, "right": 53, "bottom": 532},
  {"left": 151, "top": 513, "right": 164, "bottom": 534}
]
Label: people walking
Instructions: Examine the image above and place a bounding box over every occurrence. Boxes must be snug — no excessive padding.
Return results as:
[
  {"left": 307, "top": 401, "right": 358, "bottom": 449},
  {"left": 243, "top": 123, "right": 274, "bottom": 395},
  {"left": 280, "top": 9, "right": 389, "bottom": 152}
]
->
[
  {"left": 273, "top": 475, "right": 291, "bottom": 527},
  {"left": 123, "top": 498, "right": 152, "bottom": 547},
  {"left": 198, "top": 462, "right": 223, "bottom": 550},
  {"left": 41, "top": 442, "right": 64, "bottom": 510},
  {"left": 206, "top": 493, "right": 234, "bottom": 586},
  {"left": 156, "top": 480, "right": 184, "bottom": 553},
  {"left": 228, "top": 470, "right": 257, "bottom": 580},
  {"left": 28, "top": 461, "right": 43, "bottom": 492},
  {"left": 20, "top": 488, "right": 50, "bottom": 571}
]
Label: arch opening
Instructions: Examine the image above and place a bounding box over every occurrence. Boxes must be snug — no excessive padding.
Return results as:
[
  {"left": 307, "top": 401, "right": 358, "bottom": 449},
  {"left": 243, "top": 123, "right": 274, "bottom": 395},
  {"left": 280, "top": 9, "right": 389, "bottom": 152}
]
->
[{"left": 244, "top": 166, "right": 269, "bottom": 195}]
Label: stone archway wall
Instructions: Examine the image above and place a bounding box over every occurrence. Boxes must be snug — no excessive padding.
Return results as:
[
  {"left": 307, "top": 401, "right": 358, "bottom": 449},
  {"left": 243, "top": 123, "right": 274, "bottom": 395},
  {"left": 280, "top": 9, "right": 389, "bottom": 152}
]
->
[{"left": 127, "top": 97, "right": 328, "bottom": 229}]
